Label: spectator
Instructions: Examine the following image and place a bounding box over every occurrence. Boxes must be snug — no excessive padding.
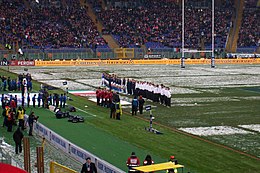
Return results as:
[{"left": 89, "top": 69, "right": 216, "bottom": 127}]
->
[
  {"left": 0, "top": 0, "right": 108, "bottom": 50},
  {"left": 98, "top": 0, "right": 233, "bottom": 49},
  {"left": 238, "top": 0, "right": 259, "bottom": 48},
  {"left": 13, "top": 127, "right": 24, "bottom": 154},
  {"left": 81, "top": 157, "right": 97, "bottom": 173}
]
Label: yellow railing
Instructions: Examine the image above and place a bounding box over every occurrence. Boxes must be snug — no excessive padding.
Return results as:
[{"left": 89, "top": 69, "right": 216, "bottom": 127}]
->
[
  {"left": 231, "top": 0, "right": 244, "bottom": 52},
  {"left": 50, "top": 161, "right": 77, "bottom": 173},
  {"left": 114, "top": 48, "right": 135, "bottom": 59}
]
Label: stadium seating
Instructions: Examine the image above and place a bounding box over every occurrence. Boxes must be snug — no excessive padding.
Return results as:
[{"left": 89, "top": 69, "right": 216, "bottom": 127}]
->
[
  {"left": 237, "top": 0, "right": 259, "bottom": 50},
  {"left": 0, "top": 0, "right": 108, "bottom": 50},
  {"left": 1, "top": 0, "right": 257, "bottom": 52},
  {"left": 98, "top": 0, "right": 233, "bottom": 49}
]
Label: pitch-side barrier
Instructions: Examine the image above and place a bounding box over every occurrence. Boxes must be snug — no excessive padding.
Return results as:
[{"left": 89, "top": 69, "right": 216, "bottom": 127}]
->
[
  {"left": 33, "top": 58, "right": 260, "bottom": 66},
  {"left": 1, "top": 59, "right": 260, "bottom": 67}
]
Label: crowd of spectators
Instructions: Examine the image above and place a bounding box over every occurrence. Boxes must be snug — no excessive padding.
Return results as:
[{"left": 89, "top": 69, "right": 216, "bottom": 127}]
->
[
  {"left": 3, "top": 0, "right": 255, "bottom": 50},
  {"left": 0, "top": 0, "right": 25, "bottom": 48},
  {"left": 238, "top": 0, "right": 259, "bottom": 48},
  {"left": 0, "top": 0, "right": 108, "bottom": 50},
  {"left": 98, "top": 0, "right": 233, "bottom": 49}
]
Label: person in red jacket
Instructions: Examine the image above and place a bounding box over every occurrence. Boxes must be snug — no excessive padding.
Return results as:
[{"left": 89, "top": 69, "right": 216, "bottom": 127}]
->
[
  {"left": 100, "top": 88, "right": 105, "bottom": 107},
  {"left": 104, "top": 89, "right": 110, "bottom": 108},
  {"left": 7, "top": 108, "right": 15, "bottom": 132},
  {"left": 126, "top": 152, "right": 140, "bottom": 173},
  {"left": 108, "top": 90, "right": 113, "bottom": 107},
  {"left": 10, "top": 99, "right": 17, "bottom": 112},
  {"left": 96, "top": 87, "right": 101, "bottom": 106}
]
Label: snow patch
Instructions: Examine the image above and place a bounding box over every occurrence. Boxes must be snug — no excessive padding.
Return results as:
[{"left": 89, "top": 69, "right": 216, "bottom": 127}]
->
[
  {"left": 238, "top": 124, "right": 260, "bottom": 133},
  {"left": 179, "top": 126, "right": 254, "bottom": 136}
]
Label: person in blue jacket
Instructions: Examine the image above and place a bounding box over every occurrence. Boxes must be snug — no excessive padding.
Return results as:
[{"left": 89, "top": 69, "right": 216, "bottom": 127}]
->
[{"left": 132, "top": 96, "right": 139, "bottom": 116}]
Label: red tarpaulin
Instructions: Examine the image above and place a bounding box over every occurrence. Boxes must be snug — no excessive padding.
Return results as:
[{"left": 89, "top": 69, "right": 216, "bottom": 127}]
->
[{"left": 0, "top": 163, "right": 28, "bottom": 173}]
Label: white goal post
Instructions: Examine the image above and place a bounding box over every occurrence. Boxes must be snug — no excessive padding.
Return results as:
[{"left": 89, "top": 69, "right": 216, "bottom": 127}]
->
[{"left": 181, "top": 0, "right": 215, "bottom": 68}]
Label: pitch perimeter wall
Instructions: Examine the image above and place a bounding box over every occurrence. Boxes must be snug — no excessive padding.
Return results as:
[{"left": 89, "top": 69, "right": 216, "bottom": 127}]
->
[
  {"left": 33, "top": 58, "right": 260, "bottom": 66},
  {"left": 1, "top": 59, "right": 260, "bottom": 67}
]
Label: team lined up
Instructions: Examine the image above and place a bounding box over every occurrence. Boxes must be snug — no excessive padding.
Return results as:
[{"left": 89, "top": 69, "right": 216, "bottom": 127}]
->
[{"left": 102, "top": 73, "right": 172, "bottom": 107}]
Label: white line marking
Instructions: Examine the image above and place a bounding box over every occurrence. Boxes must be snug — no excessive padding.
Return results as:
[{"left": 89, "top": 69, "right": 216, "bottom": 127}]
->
[{"left": 75, "top": 107, "right": 97, "bottom": 117}]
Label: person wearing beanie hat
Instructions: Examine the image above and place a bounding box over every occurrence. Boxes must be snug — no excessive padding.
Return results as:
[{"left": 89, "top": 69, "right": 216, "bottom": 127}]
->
[
  {"left": 167, "top": 155, "right": 178, "bottom": 173},
  {"left": 169, "top": 155, "right": 178, "bottom": 164},
  {"left": 126, "top": 152, "right": 140, "bottom": 172}
]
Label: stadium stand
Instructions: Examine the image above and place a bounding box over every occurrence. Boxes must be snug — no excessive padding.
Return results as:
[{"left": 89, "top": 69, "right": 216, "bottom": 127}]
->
[
  {"left": 0, "top": 0, "right": 108, "bottom": 50},
  {"left": 98, "top": 0, "right": 233, "bottom": 49},
  {"left": 0, "top": 0, "right": 257, "bottom": 53},
  {"left": 237, "top": 0, "right": 259, "bottom": 52}
]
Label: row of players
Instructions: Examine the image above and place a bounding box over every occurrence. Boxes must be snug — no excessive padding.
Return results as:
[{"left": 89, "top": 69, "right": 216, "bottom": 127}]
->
[{"left": 102, "top": 73, "right": 172, "bottom": 107}]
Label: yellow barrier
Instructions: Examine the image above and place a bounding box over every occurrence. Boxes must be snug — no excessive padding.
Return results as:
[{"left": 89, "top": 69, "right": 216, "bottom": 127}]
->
[
  {"left": 35, "top": 60, "right": 102, "bottom": 66},
  {"left": 49, "top": 161, "right": 77, "bottom": 173},
  {"left": 114, "top": 48, "right": 135, "bottom": 59},
  {"left": 35, "top": 58, "right": 260, "bottom": 66}
]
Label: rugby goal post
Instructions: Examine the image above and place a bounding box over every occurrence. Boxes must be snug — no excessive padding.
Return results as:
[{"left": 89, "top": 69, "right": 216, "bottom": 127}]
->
[{"left": 181, "top": 0, "right": 215, "bottom": 68}]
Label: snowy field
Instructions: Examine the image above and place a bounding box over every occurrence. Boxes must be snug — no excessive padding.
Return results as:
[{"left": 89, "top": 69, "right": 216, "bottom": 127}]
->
[
  {"left": 6, "top": 64, "right": 260, "bottom": 158},
  {"left": 9, "top": 64, "right": 260, "bottom": 94},
  {"left": 239, "top": 124, "right": 260, "bottom": 133},
  {"left": 8, "top": 65, "right": 260, "bottom": 107}
]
